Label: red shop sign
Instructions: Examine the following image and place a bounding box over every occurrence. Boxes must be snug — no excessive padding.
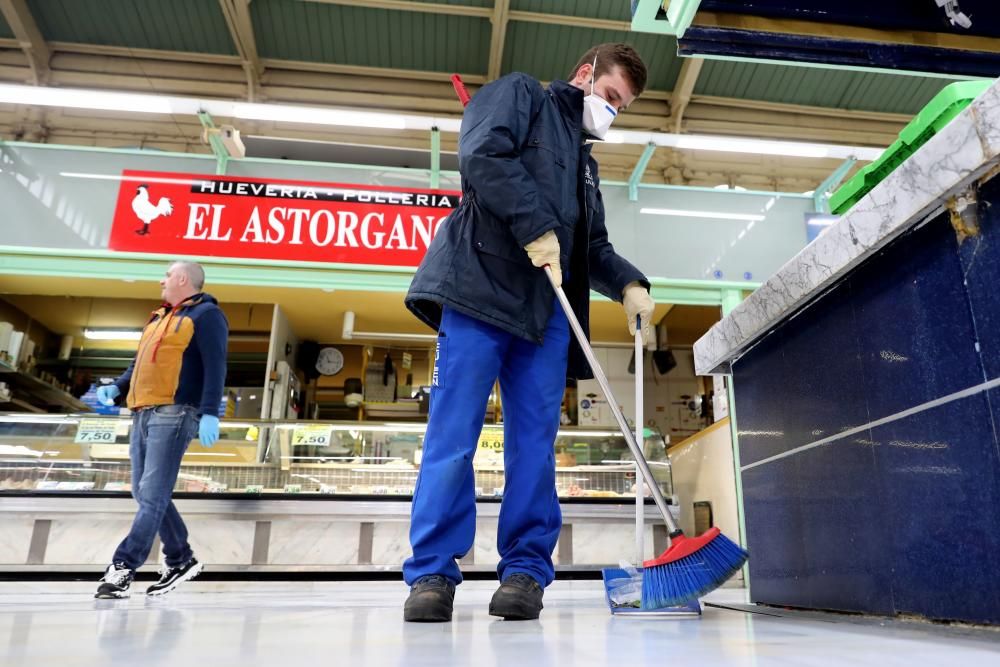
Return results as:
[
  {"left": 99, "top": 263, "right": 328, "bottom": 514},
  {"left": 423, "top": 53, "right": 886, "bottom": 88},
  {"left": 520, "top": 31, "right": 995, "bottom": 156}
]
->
[{"left": 109, "top": 170, "right": 460, "bottom": 267}]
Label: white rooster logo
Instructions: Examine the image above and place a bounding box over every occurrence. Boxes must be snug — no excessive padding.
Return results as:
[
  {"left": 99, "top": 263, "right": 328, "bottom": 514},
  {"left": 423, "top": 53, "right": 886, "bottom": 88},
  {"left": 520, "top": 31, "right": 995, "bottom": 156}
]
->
[{"left": 131, "top": 184, "right": 173, "bottom": 236}]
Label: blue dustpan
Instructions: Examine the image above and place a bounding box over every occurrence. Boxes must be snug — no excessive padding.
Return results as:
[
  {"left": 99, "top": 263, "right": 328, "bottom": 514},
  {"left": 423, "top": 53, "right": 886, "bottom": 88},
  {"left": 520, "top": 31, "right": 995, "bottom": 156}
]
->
[{"left": 601, "top": 568, "right": 701, "bottom": 617}]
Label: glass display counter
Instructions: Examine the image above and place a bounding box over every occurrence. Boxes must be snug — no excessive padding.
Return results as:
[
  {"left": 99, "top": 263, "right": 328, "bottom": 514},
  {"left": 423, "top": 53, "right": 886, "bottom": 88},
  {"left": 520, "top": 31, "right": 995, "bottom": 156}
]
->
[
  {"left": 0, "top": 413, "right": 676, "bottom": 573},
  {"left": 0, "top": 413, "right": 672, "bottom": 500}
]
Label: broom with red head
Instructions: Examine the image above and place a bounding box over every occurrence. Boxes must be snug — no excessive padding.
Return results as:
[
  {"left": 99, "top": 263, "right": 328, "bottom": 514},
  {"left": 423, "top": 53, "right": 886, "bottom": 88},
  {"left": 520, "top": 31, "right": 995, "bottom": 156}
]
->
[
  {"left": 543, "top": 267, "right": 747, "bottom": 607},
  {"left": 450, "top": 73, "right": 748, "bottom": 607},
  {"left": 546, "top": 267, "right": 747, "bottom": 606}
]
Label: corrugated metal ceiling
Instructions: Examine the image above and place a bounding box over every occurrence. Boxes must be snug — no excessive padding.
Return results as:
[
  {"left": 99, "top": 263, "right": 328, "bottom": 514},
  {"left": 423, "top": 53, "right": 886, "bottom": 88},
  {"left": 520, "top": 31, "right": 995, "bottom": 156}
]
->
[
  {"left": 512, "top": 0, "right": 629, "bottom": 21},
  {"left": 26, "top": 0, "right": 236, "bottom": 54},
  {"left": 410, "top": 0, "right": 492, "bottom": 6},
  {"left": 503, "top": 25, "right": 682, "bottom": 91},
  {"left": 0, "top": 1, "right": 970, "bottom": 116},
  {"left": 251, "top": 0, "right": 490, "bottom": 73},
  {"left": 696, "top": 59, "right": 960, "bottom": 114}
]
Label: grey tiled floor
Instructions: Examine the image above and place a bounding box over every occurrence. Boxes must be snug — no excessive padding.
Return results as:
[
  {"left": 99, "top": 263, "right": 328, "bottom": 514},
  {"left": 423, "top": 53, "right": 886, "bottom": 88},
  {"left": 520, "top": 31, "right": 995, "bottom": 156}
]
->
[{"left": 0, "top": 580, "right": 997, "bottom": 666}]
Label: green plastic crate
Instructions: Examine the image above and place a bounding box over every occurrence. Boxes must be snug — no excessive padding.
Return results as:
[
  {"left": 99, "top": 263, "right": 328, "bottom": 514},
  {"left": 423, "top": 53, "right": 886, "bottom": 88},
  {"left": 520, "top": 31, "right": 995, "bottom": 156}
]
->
[{"left": 829, "top": 80, "right": 994, "bottom": 215}]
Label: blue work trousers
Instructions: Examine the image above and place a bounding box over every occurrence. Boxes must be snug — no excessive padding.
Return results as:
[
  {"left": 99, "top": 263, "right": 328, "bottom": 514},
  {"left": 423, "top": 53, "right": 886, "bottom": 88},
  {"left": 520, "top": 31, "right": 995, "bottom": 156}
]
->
[{"left": 404, "top": 303, "right": 569, "bottom": 588}]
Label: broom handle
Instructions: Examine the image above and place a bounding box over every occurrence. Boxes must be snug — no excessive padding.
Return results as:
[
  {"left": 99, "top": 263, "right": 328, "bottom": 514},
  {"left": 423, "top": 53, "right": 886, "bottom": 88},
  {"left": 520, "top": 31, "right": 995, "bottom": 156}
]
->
[
  {"left": 544, "top": 266, "right": 681, "bottom": 534},
  {"left": 634, "top": 320, "right": 645, "bottom": 563}
]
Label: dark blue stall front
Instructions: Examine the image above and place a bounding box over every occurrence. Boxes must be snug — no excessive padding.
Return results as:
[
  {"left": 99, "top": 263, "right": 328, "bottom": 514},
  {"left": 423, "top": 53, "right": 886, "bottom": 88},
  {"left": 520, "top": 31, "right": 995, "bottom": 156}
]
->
[{"left": 733, "top": 175, "right": 1000, "bottom": 624}]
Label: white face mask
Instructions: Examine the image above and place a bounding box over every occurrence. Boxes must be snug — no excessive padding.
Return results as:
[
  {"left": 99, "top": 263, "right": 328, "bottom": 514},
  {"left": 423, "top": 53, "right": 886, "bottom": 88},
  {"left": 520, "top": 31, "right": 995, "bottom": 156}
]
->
[{"left": 581, "top": 57, "right": 617, "bottom": 140}]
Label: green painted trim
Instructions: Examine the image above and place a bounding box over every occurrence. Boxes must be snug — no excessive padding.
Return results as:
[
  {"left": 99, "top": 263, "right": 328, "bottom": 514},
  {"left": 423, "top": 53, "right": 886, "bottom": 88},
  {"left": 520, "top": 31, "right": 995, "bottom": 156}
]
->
[
  {"left": 726, "top": 377, "right": 749, "bottom": 585},
  {"left": 1, "top": 142, "right": 805, "bottom": 201},
  {"left": 0, "top": 141, "right": 464, "bottom": 183},
  {"left": 631, "top": 0, "right": 701, "bottom": 36},
  {"left": 0, "top": 245, "right": 758, "bottom": 304},
  {"left": 602, "top": 181, "right": 814, "bottom": 199},
  {"left": 647, "top": 280, "right": 758, "bottom": 306},
  {"left": 667, "top": 0, "right": 702, "bottom": 38},
  {"left": 628, "top": 143, "right": 656, "bottom": 202},
  {"left": 430, "top": 128, "right": 441, "bottom": 190},
  {"left": 693, "top": 52, "right": 988, "bottom": 82},
  {"left": 235, "top": 155, "right": 461, "bottom": 181},
  {"left": 720, "top": 288, "right": 749, "bottom": 585},
  {"left": 0, "top": 245, "right": 417, "bottom": 274},
  {"left": 0, "top": 140, "right": 215, "bottom": 161},
  {"left": 197, "top": 112, "right": 229, "bottom": 176},
  {"left": 0, "top": 251, "right": 415, "bottom": 292},
  {"left": 630, "top": 0, "right": 666, "bottom": 34},
  {"left": 814, "top": 158, "right": 856, "bottom": 213}
]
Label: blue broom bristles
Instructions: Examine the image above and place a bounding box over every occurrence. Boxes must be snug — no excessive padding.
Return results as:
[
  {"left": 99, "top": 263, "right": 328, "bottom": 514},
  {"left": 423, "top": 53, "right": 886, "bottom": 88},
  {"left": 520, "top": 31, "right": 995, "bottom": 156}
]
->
[{"left": 641, "top": 532, "right": 749, "bottom": 610}]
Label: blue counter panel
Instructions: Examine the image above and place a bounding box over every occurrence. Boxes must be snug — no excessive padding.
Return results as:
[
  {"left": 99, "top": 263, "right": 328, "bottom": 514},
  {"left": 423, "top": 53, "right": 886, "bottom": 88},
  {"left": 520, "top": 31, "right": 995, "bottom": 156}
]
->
[
  {"left": 741, "top": 458, "right": 811, "bottom": 609},
  {"left": 869, "top": 396, "right": 1000, "bottom": 622},
  {"left": 796, "top": 431, "right": 892, "bottom": 616},
  {"left": 729, "top": 330, "right": 790, "bottom": 467},
  {"left": 851, "top": 218, "right": 983, "bottom": 420},
  {"left": 733, "top": 187, "right": 1000, "bottom": 624},
  {"left": 779, "top": 279, "right": 869, "bottom": 454},
  {"left": 960, "top": 176, "right": 1000, "bottom": 381}
]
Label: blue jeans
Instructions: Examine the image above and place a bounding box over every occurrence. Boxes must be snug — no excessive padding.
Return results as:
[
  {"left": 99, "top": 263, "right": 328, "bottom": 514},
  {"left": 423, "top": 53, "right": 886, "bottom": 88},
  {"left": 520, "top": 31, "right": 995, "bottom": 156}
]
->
[
  {"left": 112, "top": 404, "right": 198, "bottom": 570},
  {"left": 403, "top": 303, "right": 569, "bottom": 588}
]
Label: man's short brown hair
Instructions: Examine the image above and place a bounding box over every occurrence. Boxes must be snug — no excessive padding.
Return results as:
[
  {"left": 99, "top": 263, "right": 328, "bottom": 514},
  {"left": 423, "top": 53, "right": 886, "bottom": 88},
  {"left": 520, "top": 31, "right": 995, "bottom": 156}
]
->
[{"left": 569, "top": 43, "right": 647, "bottom": 98}]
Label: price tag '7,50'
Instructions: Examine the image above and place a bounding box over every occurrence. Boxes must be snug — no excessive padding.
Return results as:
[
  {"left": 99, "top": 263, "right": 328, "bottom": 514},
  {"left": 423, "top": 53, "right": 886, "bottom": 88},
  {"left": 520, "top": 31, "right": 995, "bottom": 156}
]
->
[
  {"left": 75, "top": 418, "right": 121, "bottom": 444},
  {"left": 292, "top": 425, "right": 332, "bottom": 447}
]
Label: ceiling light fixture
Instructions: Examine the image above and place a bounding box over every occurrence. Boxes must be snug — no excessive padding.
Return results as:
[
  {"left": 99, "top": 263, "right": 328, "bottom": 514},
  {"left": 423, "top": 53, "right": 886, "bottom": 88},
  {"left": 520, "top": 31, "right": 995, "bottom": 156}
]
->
[
  {"left": 233, "top": 103, "right": 406, "bottom": 130},
  {"left": 640, "top": 208, "right": 766, "bottom": 222},
  {"left": 83, "top": 329, "right": 142, "bottom": 341},
  {"left": 678, "top": 135, "right": 829, "bottom": 158},
  {"left": 0, "top": 83, "right": 886, "bottom": 160},
  {"left": 0, "top": 83, "right": 172, "bottom": 114}
]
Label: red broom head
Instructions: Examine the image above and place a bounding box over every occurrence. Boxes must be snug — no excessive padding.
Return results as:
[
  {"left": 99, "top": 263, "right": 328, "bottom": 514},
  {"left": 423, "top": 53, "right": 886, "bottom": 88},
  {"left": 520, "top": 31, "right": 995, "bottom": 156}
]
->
[{"left": 643, "top": 527, "right": 721, "bottom": 568}]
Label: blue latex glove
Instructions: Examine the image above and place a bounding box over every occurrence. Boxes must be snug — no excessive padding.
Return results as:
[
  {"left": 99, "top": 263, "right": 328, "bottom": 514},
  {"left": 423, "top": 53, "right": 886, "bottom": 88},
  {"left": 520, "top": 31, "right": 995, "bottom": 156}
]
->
[
  {"left": 96, "top": 385, "right": 120, "bottom": 407},
  {"left": 198, "top": 415, "right": 220, "bottom": 447}
]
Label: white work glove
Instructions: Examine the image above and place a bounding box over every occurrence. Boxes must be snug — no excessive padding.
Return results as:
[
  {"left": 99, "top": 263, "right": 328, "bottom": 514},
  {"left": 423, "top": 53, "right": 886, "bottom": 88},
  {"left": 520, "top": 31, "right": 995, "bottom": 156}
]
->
[
  {"left": 524, "top": 230, "right": 561, "bottom": 288},
  {"left": 623, "top": 282, "right": 654, "bottom": 345}
]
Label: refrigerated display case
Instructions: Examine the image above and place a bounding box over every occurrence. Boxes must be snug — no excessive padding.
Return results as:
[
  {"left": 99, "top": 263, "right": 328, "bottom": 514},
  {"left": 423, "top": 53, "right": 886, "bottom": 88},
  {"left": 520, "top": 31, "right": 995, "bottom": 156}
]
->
[
  {"left": 0, "top": 413, "right": 672, "bottom": 499},
  {"left": 0, "top": 413, "right": 675, "bottom": 573}
]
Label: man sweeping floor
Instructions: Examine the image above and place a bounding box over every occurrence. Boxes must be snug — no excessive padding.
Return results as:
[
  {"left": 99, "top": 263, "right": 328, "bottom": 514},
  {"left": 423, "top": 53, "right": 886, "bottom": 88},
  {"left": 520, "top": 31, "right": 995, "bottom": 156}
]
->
[{"left": 403, "top": 42, "right": 655, "bottom": 622}]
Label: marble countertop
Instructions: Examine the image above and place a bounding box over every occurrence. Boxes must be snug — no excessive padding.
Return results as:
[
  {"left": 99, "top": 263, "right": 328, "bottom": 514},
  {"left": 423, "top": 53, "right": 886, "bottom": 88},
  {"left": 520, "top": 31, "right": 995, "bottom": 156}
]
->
[{"left": 694, "top": 79, "right": 1000, "bottom": 375}]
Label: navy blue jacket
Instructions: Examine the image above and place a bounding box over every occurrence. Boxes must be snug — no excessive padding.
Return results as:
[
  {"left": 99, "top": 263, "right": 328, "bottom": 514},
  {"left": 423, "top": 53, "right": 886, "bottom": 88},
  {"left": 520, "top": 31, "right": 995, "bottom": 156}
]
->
[
  {"left": 114, "top": 292, "right": 229, "bottom": 417},
  {"left": 406, "top": 74, "right": 649, "bottom": 379}
]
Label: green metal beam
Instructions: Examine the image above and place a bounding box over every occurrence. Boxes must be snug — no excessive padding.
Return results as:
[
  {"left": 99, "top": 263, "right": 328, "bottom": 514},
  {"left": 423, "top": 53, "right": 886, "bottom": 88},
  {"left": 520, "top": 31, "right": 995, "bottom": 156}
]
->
[
  {"left": 603, "top": 180, "right": 814, "bottom": 199},
  {"left": 667, "top": 0, "right": 702, "bottom": 38},
  {"left": 814, "top": 157, "right": 857, "bottom": 212},
  {"left": 628, "top": 143, "right": 656, "bottom": 202},
  {"left": 430, "top": 127, "right": 441, "bottom": 190},
  {"left": 197, "top": 111, "right": 229, "bottom": 176},
  {"left": 2, "top": 141, "right": 813, "bottom": 201},
  {"left": 0, "top": 245, "right": 759, "bottom": 305},
  {"left": 631, "top": 0, "right": 701, "bottom": 37},
  {"left": 0, "top": 245, "right": 417, "bottom": 293},
  {"left": 720, "top": 288, "right": 750, "bottom": 588},
  {"left": 0, "top": 141, "right": 467, "bottom": 180}
]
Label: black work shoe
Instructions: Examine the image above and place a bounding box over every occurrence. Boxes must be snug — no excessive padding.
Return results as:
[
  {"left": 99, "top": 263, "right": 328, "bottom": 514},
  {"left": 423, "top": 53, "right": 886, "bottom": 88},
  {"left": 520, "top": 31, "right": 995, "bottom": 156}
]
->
[
  {"left": 404, "top": 575, "right": 456, "bottom": 622},
  {"left": 95, "top": 562, "right": 134, "bottom": 599},
  {"left": 146, "top": 557, "right": 203, "bottom": 596},
  {"left": 489, "top": 573, "right": 544, "bottom": 620}
]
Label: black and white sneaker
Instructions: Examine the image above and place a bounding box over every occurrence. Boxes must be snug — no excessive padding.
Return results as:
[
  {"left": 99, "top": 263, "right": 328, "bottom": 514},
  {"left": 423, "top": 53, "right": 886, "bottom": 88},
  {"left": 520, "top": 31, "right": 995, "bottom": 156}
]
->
[
  {"left": 146, "top": 558, "right": 203, "bottom": 596},
  {"left": 95, "top": 562, "right": 134, "bottom": 599}
]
